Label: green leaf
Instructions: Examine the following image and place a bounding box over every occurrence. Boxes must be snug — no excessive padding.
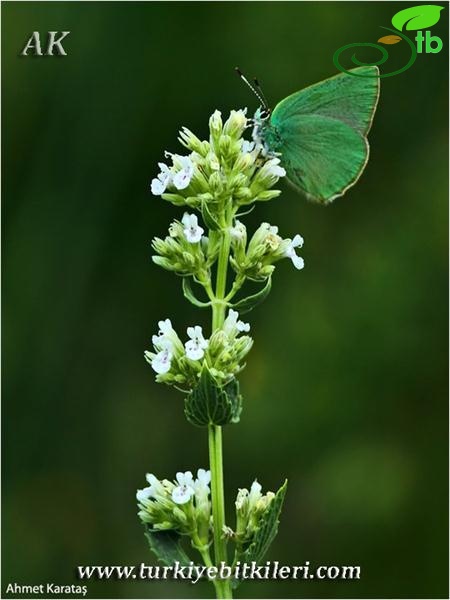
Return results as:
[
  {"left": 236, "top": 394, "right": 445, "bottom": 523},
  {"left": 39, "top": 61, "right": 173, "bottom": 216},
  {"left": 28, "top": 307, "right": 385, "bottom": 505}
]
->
[
  {"left": 184, "top": 366, "right": 242, "bottom": 427},
  {"left": 233, "top": 480, "right": 288, "bottom": 588},
  {"left": 231, "top": 277, "right": 272, "bottom": 314},
  {"left": 182, "top": 277, "right": 211, "bottom": 308},
  {"left": 201, "top": 201, "right": 221, "bottom": 231},
  {"left": 144, "top": 526, "right": 191, "bottom": 566},
  {"left": 392, "top": 4, "right": 444, "bottom": 31}
]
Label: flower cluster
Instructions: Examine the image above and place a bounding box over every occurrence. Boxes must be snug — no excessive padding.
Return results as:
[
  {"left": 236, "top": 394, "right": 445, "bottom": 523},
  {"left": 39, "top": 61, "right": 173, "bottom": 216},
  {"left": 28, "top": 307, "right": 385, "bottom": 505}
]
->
[
  {"left": 230, "top": 220, "right": 304, "bottom": 281},
  {"left": 137, "top": 469, "right": 278, "bottom": 555},
  {"left": 137, "top": 469, "right": 211, "bottom": 544},
  {"left": 144, "top": 310, "right": 252, "bottom": 388},
  {"left": 152, "top": 212, "right": 219, "bottom": 281},
  {"left": 234, "top": 480, "right": 275, "bottom": 546},
  {"left": 150, "top": 109, "right": 286, "bottom": 218}
]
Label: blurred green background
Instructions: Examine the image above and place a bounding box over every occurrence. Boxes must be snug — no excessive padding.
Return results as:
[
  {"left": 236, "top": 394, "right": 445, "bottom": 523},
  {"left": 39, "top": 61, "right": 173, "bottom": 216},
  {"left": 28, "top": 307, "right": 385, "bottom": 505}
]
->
[{"left": 2, "top": 2, "right": 448, "bottom": 598}]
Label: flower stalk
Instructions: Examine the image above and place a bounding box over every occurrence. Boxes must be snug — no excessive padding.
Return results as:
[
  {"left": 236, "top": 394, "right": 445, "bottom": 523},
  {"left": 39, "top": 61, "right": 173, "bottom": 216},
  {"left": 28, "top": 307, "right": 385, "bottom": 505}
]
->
[{"left": 137, "top": 108, "right": 302, "bottom": 598}]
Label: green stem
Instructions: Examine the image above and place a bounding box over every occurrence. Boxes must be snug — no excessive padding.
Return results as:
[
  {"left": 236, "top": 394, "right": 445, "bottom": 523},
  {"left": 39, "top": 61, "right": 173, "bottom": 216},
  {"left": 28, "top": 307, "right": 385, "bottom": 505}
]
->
[
  {"left": 208, "top": 425, "right": 232, "bottom": 598},
  {"left": 208, "top": 221, "right": 233, "bottom": 599},
  {"left": 193, "top": 535, "right": 223, "bottom": 597},
  {"left": 212, "top": 227, "right": 231, "bottom": 329}
]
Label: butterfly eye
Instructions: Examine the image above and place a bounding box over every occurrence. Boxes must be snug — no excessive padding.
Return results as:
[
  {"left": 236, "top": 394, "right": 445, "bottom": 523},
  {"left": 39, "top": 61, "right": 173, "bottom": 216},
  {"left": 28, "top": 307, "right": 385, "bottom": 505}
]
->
[{"left": 260, "top": 108, "right": 271, "bottom": 120}]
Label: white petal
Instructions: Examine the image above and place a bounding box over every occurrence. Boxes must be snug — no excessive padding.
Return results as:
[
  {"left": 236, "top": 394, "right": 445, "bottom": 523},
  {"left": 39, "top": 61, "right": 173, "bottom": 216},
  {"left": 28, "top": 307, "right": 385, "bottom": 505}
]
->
[
  {"left": 172, "top": 485, "right": 194, "bottom": 505},
  {"left": 158, "top": 319, "right": 172, "bottom": 335},
  {"left": 146, "top": 473, "right": 159, "bottom": 486},
  {"left": 151, "top": 349, "right": 172, "bottom": 374},
  {"left": 173, "top": 167, "right": 193, "bottom": 190},
  {"left": 237, "top": 320, "right": 250, "bottom": 333},
  {"left": 184, "top": 226, "right": 204, "bottom": 243},
  {"left": 176, "top": 471, "right": 193, "bottom": 486},
  {"left": 151, "top": 178, "right": 166, "bottom": 195},
  {"left": 292, "top": 234, "right": 304, "bottom": 248},
  {"left": 185, "top": 341, "right": 205, "bottom": 361},
  {"left": 197, "top": 468, "right": 211, "bottom": 485},
  {"left": 136, "top": 487, "right": 153, "bottom": 502},
  {"left": 291, "top": 254, "right": 305, "bottom": 270}
]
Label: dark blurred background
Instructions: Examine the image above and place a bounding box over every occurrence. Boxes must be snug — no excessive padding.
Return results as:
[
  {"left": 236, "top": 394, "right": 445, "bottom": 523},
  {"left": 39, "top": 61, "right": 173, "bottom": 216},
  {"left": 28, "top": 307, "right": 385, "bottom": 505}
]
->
[{"left": 2, "top": 2, "right": 448, "bottom": 598}]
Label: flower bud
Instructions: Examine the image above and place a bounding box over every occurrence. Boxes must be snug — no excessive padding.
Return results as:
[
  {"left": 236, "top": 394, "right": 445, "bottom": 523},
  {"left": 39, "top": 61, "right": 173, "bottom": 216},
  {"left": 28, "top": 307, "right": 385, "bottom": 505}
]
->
[
  {"left": 208, "top": 171, "right": 223, "bottom": 194},
  {"left": 223, "top": 109, "right": 247, "bottom": 139},
  {"left": 209, "top": 110, "right": 223, "bottom": 145},
  {"left": 178, "top": 127, "right": 204, "bottom": 154},
  {"left": 219, "top": 134, "right": 232, "bottom": 157}
]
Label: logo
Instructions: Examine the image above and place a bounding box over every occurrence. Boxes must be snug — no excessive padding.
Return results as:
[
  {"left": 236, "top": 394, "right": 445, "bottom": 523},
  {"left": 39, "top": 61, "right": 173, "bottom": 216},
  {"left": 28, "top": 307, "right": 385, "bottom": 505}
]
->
[
  {"left": 21, "top": 31, "right": 70, "bottom": 56},
  {"left": 333, "top": 5, "right": 444, "bottom": 78}
]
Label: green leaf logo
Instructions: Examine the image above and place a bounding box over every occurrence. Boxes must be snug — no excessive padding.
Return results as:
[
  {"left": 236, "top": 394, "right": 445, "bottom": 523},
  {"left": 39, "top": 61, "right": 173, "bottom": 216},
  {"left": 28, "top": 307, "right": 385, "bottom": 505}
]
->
[{"left": 392, "top": 4, "right": 444, "bottom": 31}]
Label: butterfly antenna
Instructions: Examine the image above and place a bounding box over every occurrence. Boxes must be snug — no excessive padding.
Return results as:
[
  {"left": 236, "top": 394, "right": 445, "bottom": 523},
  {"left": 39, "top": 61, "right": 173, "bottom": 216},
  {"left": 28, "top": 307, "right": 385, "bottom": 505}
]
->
[
  {"left": 235, "top": 67, "right": 268, "bottom": 109},
  {"left": 253, "top": 77, "right": 269, "bottom": 109}
]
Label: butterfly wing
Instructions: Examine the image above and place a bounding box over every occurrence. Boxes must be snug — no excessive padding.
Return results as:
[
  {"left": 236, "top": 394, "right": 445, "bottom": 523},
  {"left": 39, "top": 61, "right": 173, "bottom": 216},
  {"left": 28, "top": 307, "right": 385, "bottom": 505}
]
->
[{"left": 270, "top": 66, "right": 380, "bottom": 203}]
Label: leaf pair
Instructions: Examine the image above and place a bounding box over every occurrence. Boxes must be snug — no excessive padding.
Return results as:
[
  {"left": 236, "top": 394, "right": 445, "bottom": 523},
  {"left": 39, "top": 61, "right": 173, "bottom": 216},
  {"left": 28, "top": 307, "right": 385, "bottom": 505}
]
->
[{"left": 185, "top": 366, "right": 242, "bottom": 427}]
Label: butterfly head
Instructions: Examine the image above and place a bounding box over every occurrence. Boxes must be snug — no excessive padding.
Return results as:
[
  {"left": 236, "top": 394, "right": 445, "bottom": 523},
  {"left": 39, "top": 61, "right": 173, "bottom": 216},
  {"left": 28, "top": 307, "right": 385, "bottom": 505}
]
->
[{"left": 254, "top": 106, "right": 271, "bottom": 123}]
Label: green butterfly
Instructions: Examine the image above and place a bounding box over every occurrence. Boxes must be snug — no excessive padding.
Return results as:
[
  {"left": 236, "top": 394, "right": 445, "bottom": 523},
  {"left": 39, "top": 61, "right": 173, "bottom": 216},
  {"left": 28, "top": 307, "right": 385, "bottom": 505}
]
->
[{"left": 238, "top": 66, "right": 380, "bottom": 203}]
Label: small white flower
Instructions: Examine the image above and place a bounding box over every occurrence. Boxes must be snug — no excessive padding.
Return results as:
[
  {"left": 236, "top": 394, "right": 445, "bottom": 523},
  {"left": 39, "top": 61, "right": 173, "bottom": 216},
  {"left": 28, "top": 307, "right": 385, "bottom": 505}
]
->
[
  {"left": 284, "top": 234, "right": 304, "bottom": 270},
  {"left": 136, "top": 486, "right": 153, "bottom": 503},
  {"left": 230, "top": 220, "right": 246, "bottom": 240},
  {"left": 248, "top": 480, "right": 263, "bottom": 508},
  {"left": 182, "top": 213, "right": 204, "bottom": 243},
  {"left": 151, "top": 162, "right": 172, "bottom": 195},
  {"left": 151, "top": 348, "right": 172, "bottom": 374},
  {"left": 235, "top": 488, "right": 249, "bottom": 511},
  {"left": 152, "top": 319, "right": 175, "bottom": 351},
  {"left": 194, "top": 468, "right": 211, "bottom": 491},
  {"left": 236, "top": 319, "right": 250, "bottom": 333},
  {"left": 172, "top": 471, "right": 195, "bottom": 505},
  {"left": 185, "top": 325, "right": 208, "bottom": 360},
  {"left": 146, "top": 473, "right": 160, "bottom": 487},
  {"left": 241, "top": 140, "right": 255, "bottom": 154},
  {"left": 194, "top": 469, "right": 211, "bottom": 508},
  {"left": 151, "top": 335, "right": 173, "bottom": 351},
  {"left": 158, "top": 318, "right": 173, "bottom": 336},
  {"left": 265, "top": 157, "right": 286, "bottom": 178},
  {"left": 173, "top": 156, "right": 195, "bottom": 190},
  {"left": 223, "top": 309, "right": 250, "bottom": 337}
]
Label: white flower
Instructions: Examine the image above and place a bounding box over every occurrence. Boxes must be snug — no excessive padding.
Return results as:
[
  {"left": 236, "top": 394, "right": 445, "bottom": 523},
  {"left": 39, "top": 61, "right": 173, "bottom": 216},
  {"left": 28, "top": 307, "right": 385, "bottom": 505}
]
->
[
  {"left": 151, "top": 347, "right": 172, "bottom": 374},
  {"left": 265, "top": 157, "right": 286, "bottom": 178},
  {"left": 152, "top": 319, "right": 175, "bottom": 351},
  {"left": 235, "top": 488, "right": 249, "bottom": 511},
  {"left": 185, "top": 325, "right": 208, "bottom": 360},
  {"left": 248, "top": 480, "right": 262, "bottom": 509},
  {"left": 182, "top": 213, "right": 204, "bottom": 243},
  {"left": 151, "top": 162, "right": 172, "bottom": 195},
  {"left": 284, "top": 234, "right": 304, "bottom": 270},
  {"left": 236, "top": 319, "right": 250, "bottom": 333},
  {"left": 194, "top": 468, "right": 211, "bottom": 492},
  {"left": 241, "top": 140, "right": 255, "bottom": 154},
  {"left": 173, "top": 156, "right": 195, "bottom": 190},
  {"left": 136, "top": 486, "right": 153, "bottom": 503},
  {"left": 172, "top": 471, "right": 195, "bottom": 505},
  {"left": 223, "top": 309, "right": 250, "bottom": 337},
  {"left": 194, "top": 469, "right": 211, "bottom": 508},
  {"left": 230, "top": 220, "right": 246, "bottom": 240},
  {"left": 158, "top": 318, "right": 173, "bottom": 336}
]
